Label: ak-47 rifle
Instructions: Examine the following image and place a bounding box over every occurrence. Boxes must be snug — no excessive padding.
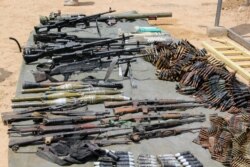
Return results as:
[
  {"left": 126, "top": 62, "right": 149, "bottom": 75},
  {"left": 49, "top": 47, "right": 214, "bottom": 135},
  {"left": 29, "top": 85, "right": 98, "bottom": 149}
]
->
[
  {"left": 32, "top": 55, "right": 144, "bottom": 82},
  {"left": 11, "top": 95, "right": 131, "bottom": 108},
  {"left": 22, "top": 81, "right": 123, "bottom": 89},
  {"left": 1, "top": 110, "right": 111, "bottom": 125},
  {"left": 129, "top": 127, "right": 202, "bottom": 142},
  {"left": 102, "top": 119, "right": 204, "bottom": 140},
  {"left": 12, "top": 89, "right": 122, "bottom": 102},
  {"left": 34, "top": 9, "right": 116, "bottom": 33},
  {"left": 113, "top": 103, "right": 208, "bottom": 115},
  {"left": 43, "top": 115, "right": 117, "bottom": 125},
  {"left": 8, "top": 123, "right": 110, "bottom": 135},
  {"left": 104, "top": 99, "right": 199, "bottom": 108},
  {"left": 9, "top": 128, "right": 128, "bottom": 151},
  {"left": 100, "top": 113, "right": 205, "bottom": 124},
  {"left": 23, "top": 35, "right": 132, "bottom": 64}
]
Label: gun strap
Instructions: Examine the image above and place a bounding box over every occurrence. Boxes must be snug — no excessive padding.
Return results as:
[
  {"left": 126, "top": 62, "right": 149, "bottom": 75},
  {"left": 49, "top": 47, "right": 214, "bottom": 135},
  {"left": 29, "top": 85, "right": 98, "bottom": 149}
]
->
[{"left": 36, "top": 146, "right": 70, "bottom": 166}]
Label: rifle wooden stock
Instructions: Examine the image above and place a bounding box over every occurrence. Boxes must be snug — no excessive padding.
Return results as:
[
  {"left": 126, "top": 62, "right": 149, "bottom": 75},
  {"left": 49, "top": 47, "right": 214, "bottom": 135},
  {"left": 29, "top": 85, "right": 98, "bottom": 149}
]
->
[
  {"left": 113, "top": 103, "right": 208, "bottom": 115},
  {"left": 105, "top": 99, "right": 198, "bottom": 108}
]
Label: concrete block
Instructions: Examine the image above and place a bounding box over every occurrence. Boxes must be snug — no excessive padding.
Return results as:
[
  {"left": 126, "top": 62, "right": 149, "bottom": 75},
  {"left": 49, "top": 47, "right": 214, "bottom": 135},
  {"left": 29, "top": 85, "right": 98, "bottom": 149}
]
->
[
  {"left": 207, "top": 26, "right": 228, "bottom": 37},
  {"left": 64, "top": 0, "right": 79, "bottom": 6}
]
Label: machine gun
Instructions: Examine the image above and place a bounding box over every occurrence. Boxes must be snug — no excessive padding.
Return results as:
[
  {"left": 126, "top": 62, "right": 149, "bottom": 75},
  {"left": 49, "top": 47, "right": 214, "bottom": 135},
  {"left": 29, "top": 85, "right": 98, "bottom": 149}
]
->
[
  {"left": 33, "top": 32, "right": 110, "bottom": 44},
  {"left": 23, "top": 35, "right": 132, "bottom": 64},
  {"left": 51, "top": 46, "right": 144, "bottom": 64},
  {"left": 32, "top": 55, "right": 145, "bottom": 82},
  {"left": 34, "top": 9, "right": 116, "bottom": 33}
]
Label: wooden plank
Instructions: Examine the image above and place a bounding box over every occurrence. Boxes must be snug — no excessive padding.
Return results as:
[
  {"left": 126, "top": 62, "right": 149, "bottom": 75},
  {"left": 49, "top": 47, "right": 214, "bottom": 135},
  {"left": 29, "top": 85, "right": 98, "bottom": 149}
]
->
[
  {"left": 221, "top": 51, "right": 243, "bottom": 56},
  {"left": 226, "top": 56, "right": 250, "bottom": 61},
  {"left": 202, "top": 41, "right": 250, "bottom": 81},
  {"left": 214, "top": 46, "right": 234, "bottom": 50},
  {"left": 236, "top": 62, "right": 250, "bottom": 68}
]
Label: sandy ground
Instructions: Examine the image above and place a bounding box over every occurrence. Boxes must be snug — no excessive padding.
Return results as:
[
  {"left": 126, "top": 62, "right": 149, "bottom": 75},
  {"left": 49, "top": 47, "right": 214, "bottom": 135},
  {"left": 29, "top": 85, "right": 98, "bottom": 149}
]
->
[{"left": 0, "top": 0, "right": 249, "bottom": 167}]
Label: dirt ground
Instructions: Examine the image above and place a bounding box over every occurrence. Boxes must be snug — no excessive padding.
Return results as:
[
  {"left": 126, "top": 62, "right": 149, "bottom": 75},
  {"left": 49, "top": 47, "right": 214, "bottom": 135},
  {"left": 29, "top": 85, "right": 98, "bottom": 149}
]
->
[{"left": 0, "top": 0, "right": 249, "bottom": 167}]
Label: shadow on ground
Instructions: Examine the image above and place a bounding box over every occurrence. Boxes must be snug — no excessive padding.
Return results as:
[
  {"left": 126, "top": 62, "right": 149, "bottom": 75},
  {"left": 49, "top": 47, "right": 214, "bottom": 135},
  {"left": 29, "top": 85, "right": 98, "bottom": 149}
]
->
[
  {"left": 78, "top": 1, "right": 95, "bottom": 6},
  {"left": 0, "top": 68, "right": 12, "bottom": 82}
]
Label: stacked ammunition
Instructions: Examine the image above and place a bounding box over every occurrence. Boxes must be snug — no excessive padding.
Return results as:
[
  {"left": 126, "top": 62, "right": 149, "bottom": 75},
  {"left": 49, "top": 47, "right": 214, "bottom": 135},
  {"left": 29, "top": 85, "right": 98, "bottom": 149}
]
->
[
  {"left": 194, "top": 113, "right": 250, "bottom": 167},
  {"left": 145, "top": 40, "right": 250, "bottom": 113},
  {"left": 138, "top": 154, "right": 158, "bottom": 167},
  {"left": 94, "top": 151, "right": 135, "bottom": 167}
]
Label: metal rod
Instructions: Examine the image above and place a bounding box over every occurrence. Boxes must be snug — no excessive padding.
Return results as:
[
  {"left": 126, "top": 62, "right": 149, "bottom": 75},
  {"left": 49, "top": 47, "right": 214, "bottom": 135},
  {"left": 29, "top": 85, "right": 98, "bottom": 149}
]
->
[{"left": 215, "top": 0, "right": 223, "bottom": 26}]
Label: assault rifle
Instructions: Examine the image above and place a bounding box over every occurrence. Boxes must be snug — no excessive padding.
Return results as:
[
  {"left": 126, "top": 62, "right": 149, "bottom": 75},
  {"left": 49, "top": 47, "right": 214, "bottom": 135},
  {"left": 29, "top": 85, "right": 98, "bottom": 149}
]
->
[
  {"left": 8, "top": 128, "right": 127, "bottom": 151},
  {"left": 43, "top": 115, "right": 117, "bottom": 125},
  {"left": 33, "top": 55, "right": 144, "bottom": 82},
  {"left": 113, "top": 103, "right": 208, "bottom": 115},
  {"left": 101, "top": 118, "right": 204, "bottom": 139},
  {"left": 23, "top": 35, "right": 132, "bottom": 64},
  {"left": 8, "top": 123, "right": 110, "bottom": 135},
  {"left": 2, "top": 111, "right": 111, "bottom": 125},
  {"left": 100, "top": 113, "right": 205, "bottom": 124},
  {"left": 34, "top": 9, "right": 116, "bottom": 33},
  {"left": 104, "top": 99, "right": 199, "bottom": 108},
  {"left": 129, "top": 127, "right": 202, "bottom": 142}
]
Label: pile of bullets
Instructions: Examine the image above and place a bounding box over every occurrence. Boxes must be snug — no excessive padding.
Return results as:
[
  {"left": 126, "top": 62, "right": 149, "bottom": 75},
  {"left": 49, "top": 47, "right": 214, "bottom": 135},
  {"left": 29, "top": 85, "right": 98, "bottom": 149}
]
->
[
  {"left": 145, "top": 40, "right": 250, "bottom": 112},
  {"left": 193, "top": 113, "right": 250, "bottom": 167}
]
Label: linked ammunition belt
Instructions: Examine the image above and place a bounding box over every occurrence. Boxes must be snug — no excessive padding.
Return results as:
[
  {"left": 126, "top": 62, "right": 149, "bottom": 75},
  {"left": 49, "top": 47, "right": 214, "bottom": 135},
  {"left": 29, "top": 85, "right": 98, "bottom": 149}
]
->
[{"left": 194, "top": 113, "right": 250, "bottom": 166}]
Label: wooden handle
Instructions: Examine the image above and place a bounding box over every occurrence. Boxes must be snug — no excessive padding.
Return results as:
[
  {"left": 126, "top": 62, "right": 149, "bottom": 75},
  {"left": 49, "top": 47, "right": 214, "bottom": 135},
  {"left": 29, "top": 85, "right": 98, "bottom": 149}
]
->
[{"left": 113, "top": 106, "right": 141, "bottom": 115}]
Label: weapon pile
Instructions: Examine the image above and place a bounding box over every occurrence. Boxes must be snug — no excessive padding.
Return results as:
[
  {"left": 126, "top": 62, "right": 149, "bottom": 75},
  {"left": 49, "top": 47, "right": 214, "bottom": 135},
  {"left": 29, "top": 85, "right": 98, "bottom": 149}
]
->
[
  {"left": 193, "top": 113, "right": 250, "bottom": 167},
  {"left": 145, "top": 40, "right": 250, "bottom": 113}
]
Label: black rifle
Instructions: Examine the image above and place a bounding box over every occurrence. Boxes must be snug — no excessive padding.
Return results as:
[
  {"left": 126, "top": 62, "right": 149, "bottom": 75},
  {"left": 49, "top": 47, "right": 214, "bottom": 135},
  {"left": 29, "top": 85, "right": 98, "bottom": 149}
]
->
[
  {"left": 33, "top": 55, "right": 144, "bottom": 82},
  {"left": 34, "top": 9, "right": 116, "bottom": 33},
  {"left": 8, "top": 128, "right": 124, "bottom": 151},
  {"left": 2, "top": 110, "right": 110, "bottom": 125},
  {"left": 23, "top": 35, "right": 132, "bottom": 64},
  {"left": 22, "top": 81, "right": 123, "bottom": 89},
  {"left": 52, "top": 46, "right": 144, "bottom": 64},
  {"left": 33, "top": 32, "right": 110, "bottom": 44}
]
